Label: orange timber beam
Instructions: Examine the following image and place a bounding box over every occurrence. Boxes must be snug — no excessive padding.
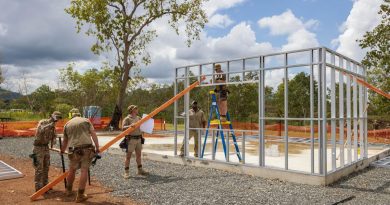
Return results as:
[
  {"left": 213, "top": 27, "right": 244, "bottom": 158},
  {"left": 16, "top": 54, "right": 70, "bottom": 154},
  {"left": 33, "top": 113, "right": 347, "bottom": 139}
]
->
[{"left": 343, "top": 72, "right": 390, "bottom": 100}]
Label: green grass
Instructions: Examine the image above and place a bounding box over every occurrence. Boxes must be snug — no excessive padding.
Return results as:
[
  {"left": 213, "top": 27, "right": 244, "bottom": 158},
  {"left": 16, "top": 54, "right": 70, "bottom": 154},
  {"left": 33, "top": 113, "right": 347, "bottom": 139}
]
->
[
  {"left": 0, "top": 112, "right": 44, "bottom": 121},
  {"left": 164, "top": 123, "right": 185, "bottom": 130}
]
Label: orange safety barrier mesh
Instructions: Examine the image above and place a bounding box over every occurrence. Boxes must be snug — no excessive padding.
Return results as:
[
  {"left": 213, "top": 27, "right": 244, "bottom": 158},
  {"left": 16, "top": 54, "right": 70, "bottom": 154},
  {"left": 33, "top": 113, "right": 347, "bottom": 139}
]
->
[
  {"left": 0, "top": 116, "right": 170, "bottom": 137},
  {"left": 0, "top": 117, "right": 112, "bottom": 137}
]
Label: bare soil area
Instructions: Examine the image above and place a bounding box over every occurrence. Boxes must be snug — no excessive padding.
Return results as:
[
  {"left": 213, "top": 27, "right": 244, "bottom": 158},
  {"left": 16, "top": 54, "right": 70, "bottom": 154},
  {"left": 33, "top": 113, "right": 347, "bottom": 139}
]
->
[{"left": 0, "top": 154, "right": 139, "bottom": 205}]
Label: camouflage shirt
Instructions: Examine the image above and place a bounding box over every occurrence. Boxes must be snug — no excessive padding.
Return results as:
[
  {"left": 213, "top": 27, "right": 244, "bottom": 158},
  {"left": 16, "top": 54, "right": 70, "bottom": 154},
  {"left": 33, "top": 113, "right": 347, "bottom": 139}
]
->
[
  {"left": 33, "top": 119, "right": 56, "bottom": 146},
  {"left": 215, "top": 71, "right": 226, "bottom": 81}
]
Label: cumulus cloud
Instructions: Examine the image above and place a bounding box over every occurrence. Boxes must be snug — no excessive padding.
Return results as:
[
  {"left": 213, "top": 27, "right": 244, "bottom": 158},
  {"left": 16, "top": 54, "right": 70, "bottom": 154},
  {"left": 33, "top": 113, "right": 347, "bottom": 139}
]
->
[
  {"left": 141, "top": 21, "right": 274, "bottom": 84},
  {"left": 174, "top": 22, "right": 273, "bottom": 62},
  {"left": 333, "top": 0, "right": 382, "bottom": 61},
  {"left": 258, "top": 9, "right": 319, "bottom": 51},
  {"left": 203, "top": 0, "right": 246, "bottom": 16},
  {"left": 207, "top": 14, "right": 234, "bottom": 28},
  {"left": 203, "top": 0, "right": 245, "bottom": 28}
]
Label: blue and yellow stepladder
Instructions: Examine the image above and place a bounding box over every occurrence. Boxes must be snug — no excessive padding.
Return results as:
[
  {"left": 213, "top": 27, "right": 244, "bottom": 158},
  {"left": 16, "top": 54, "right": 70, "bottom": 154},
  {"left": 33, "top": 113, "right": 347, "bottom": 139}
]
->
[{"left": 201, "top": 90, "right": 242, "bottom": 161}]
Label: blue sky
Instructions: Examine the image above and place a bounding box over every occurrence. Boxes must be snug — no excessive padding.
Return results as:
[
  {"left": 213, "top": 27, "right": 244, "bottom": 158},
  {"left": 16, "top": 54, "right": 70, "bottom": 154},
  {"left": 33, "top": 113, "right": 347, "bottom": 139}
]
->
[
  {"left": 0, "top": 0, "right": 384, "bottom": 92},
  {"left": 206, "top": 0, "right": 353, "bottom": 48}
]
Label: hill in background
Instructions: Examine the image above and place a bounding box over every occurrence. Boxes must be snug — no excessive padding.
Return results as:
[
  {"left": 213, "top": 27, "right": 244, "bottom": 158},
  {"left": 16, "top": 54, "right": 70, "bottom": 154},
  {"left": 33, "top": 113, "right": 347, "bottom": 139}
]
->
[{"left": 0, "top": 87, "right": 22, "bottom": 101}]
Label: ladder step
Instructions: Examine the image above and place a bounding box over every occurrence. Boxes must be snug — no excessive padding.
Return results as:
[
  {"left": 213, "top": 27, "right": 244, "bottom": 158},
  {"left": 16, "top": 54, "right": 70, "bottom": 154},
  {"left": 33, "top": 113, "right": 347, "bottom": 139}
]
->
[{"left": 210, "top": 119, "right": 231, "bottom": 125}]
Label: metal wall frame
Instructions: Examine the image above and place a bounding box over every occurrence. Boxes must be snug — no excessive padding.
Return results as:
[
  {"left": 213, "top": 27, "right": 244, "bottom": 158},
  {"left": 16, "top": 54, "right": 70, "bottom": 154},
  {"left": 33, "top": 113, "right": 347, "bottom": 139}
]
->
[{"left": 173, "top": 47, "right": 367, "bottom": 176}]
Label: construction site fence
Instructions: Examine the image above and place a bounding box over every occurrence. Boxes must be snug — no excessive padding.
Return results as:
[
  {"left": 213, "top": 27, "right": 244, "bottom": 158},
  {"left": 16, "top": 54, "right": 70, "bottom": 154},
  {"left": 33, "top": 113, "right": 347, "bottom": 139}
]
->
[
  {"left": 0, "top": 117, "right": 168, "bottom": 137},
  {"left": 1, "top": 119, "right": 389, "bottom": 141}
]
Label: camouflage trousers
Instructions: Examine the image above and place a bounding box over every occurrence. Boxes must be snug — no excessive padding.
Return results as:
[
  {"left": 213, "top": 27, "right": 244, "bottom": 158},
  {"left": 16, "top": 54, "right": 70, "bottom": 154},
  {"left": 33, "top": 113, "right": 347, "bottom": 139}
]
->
[
  {"left": 33, "top": 146, "right": 50, "bottom": 191},
  {"left": 180, "top": 130, "right": 200, "bottom": 157}
]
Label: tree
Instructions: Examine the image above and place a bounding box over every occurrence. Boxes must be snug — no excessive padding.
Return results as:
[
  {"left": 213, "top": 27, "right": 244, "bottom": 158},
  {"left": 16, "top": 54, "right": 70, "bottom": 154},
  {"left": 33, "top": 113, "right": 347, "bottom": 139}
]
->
[
  {"left": 59, "top": 63, "right": 144, "bottom": 116},
  {"left": 66, "top": 0, "right": 208, "bottom": 129},
  {"left": 31, "top": 85, "right": 56, "bottom": 116},
  {"left": 359, "top": 0, "right": 390, "bottom": 116},
  {"left": 273, "top": 72, "right": 318, "bottom": 123}
]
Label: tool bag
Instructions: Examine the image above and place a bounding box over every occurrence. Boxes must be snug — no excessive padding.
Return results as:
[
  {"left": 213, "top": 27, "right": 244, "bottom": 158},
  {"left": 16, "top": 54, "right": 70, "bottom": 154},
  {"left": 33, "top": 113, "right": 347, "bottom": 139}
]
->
[{"left": 119, "top": 138, "right": 128, "bottom": 152}]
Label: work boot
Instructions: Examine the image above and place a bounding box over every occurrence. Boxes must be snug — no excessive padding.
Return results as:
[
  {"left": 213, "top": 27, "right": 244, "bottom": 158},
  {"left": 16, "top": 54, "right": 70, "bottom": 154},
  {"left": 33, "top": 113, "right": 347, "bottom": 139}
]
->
[
  {"left": 137, "top": 165, "right": 149, "bottom": 176},
  {"left": 65, "top": 184, "right": 74, "bottom": 197},
  {"left": 75, "top": 189, "right": 89, "bottom": 203},
  {"left": 179, "top": 152, "right": 184, "bottom": 157},
  {"left": 44, "top": 188, "right": 54, "bottom": 194},
  {"left": 123, "top": 168, "right": 130, "bottom": 179}
]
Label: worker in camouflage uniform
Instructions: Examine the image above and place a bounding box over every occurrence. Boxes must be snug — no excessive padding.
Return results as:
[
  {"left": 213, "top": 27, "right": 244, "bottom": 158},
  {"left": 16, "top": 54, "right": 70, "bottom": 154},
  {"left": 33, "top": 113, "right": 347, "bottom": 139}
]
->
[
  {"left": 179, "top": 101, "right": 206, "bottom": 157},
  {"left": 61, "top": 108, "right": 99, "bottom": 203},
  {"left": 122, "top": 105, "right": 148, "bottom": 179},
  {"left": 214, "top": 64, "right": 229, "bottom": 121},
  {"left": 32, "top": 111, "right": 62, "bottom": 192}
]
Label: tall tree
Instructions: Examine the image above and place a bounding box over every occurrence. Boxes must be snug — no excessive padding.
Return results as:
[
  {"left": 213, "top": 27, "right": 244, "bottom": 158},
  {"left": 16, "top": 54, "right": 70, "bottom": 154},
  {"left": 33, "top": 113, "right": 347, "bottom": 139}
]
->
[
  {"left": 59, "top": 64, "right": 144, "bottom": 116},
  {"left": 359, "top": 0, "right": 390, "bottom": 116},
  {"left": 30, "top": 85, "right": 56, "bottom": 116},
  {"left": 66, "top": 0, "right": 207, "bottom": 129}
]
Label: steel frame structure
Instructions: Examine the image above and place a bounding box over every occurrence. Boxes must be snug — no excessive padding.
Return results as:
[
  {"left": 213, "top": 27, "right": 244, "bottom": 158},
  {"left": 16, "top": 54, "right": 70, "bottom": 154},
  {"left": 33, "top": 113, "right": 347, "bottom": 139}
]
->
[{"left": 174, "top": 47, "right": 367, "bottom": 175}]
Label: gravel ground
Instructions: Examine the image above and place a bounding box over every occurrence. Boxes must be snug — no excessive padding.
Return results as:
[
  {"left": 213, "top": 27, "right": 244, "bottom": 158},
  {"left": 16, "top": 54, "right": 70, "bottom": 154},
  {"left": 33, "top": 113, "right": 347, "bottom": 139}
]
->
[{"left": 1, "top": 137, "right": 390, "bottom": 205}]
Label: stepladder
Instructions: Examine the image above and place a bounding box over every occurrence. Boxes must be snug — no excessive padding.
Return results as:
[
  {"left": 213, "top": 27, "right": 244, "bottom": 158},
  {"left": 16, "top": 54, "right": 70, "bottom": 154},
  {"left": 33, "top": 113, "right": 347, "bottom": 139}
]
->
[{"left": 201, "top": 90, "right": 242, "bottom": 162}]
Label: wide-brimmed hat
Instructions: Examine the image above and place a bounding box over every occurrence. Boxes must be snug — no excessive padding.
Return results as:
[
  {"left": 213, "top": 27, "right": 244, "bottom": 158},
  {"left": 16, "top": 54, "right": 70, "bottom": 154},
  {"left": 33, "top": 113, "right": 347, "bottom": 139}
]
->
[
  {"left": 128, "top": 105, "right": 138, "bottom": 113},
  {"left": 69, "top": 108, "right": 81, "bottom": 118},
  {"left": 52, "top": 111, "right": 62, "bottom": 119}
]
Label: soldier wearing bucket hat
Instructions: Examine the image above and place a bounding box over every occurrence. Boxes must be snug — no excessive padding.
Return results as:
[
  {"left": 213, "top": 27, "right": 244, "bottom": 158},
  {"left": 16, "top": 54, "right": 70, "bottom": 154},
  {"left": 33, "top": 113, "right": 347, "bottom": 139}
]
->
[
  {"left": 69, "top": 108, "right": 81, "bottom": 118},
  {"left": 122, "top": 104, "right": 148, "bottom": 179},
  {"left": 32, "top": 111, "right": 62, "bottom": 192}
]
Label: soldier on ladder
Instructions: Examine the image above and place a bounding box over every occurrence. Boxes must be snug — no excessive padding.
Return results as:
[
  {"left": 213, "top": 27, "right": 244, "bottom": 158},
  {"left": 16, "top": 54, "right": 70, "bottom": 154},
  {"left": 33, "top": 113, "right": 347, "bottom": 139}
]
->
[{"left": 214, "top": 64, "right": 229, "bottom": 121}]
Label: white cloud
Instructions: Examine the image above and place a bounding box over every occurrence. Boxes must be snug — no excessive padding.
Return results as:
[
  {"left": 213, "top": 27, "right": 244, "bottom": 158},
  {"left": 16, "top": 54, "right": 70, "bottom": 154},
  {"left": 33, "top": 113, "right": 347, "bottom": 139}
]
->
[
  {"left": 142, "top": 21, "right": 274, "bottom": 83},
  {"left": 333, "top": 0, "right": 382, "bottom": 61},
  {"left": 2, "top": 60, "right": 103, "bottom": 93},
  {"left": 211, "top": 22, "right": 274, "bottom": 57},
  {"left": 172, "top": 22, "right": 274, "bottom": 62},
  {"left": 203, "top": 0, "right": 244, "bottom": 28},
  {"left": 258, "top": 9, "right": 319, "bottom": 51},
  {"left": 207, "top": 14, "right": 234, "bottom": 28},
  {"left": 282, "top": 28, "right": 318, "bottom": 51},
  {"left": 0, "top": 23, "right": 8, "bottom": 36},
  {"left": 258, "top": 10, "right": 305, "bottom": 35},
  {"left": 203, "top": 0, "right": 246, "bottom": 16}
]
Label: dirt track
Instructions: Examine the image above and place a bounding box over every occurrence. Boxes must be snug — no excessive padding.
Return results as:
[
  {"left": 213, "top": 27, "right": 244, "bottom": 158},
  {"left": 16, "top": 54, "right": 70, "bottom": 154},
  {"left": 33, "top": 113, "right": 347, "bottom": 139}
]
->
[{"left": 0, "top": 154, "right": 139, "bottom": 205}]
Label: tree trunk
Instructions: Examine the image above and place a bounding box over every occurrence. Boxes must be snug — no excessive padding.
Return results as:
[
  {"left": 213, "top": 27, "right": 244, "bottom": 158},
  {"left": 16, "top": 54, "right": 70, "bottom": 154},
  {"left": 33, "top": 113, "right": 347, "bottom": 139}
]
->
[{"left": 108, "top": 61, "right": 132, "bottom": 130}]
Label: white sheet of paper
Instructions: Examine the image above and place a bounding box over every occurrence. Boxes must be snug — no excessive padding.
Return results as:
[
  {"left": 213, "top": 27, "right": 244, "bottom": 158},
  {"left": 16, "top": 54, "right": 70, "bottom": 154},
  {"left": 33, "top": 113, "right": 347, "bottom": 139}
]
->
[{"left": 140, "top": 114, "right": 154, "bottom": 134}]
